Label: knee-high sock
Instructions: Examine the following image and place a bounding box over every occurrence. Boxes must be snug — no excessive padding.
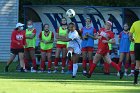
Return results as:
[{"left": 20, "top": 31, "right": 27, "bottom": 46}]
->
[
  {"left": 40, "top": 60, "right": 45, "bottom": 70},
  {"left": 118, "top": 61, "right": 122, "bottom": 68},
  {"left": 110, "top": 62, "right": 120, "bottom": 72},
  {"left": 32, "top": 59, "right": 37, "bottom": 70},
  {"left": 82, "top": 60, "right": 87, "bottom": 70},
  {"left": 125, "top": 62, "right": 129, "bottom": 69},
  {"left": 104, "top": 62, "right": 110, "bottom": 73},
  {"left": 131, "top": 63, "right": 135, "bottom": 73},
  {"left": 68, "top": 60, "right": 73, "bottom": 71},
  {"left": 73, "top": 64, "right": 78, "bottom": 76},
  {"left": 89, "top": 63, "right": 96, "bottom": 75},
  {"left": 89, "top": 60, "right": 93, "bottom": 68},
  {"left": 48, "top": 60, "right": 52, "bottom": 70},
  {"left": 54, "top": 58, "right": 59, "bottom": 69},
  {"left": 62, "top": 58, "right": 66, "bottom": 69}
]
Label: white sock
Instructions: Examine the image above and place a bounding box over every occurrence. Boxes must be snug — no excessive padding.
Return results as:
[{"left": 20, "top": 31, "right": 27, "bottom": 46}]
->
[{"left": 73, "top": 64, "right": 78, "bottom": 76}]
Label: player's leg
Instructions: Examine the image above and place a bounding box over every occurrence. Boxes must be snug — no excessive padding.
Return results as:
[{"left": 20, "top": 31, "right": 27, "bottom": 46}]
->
[
  {"left": 117, "top": 53, "right": 125, "bottom": 76},
  {"left": 24, "top": 48, "right": 30, "bottom": 70},
  {"left": 87, "top": 53, "right": 102, "bottom": 78},
  {"left": 128, "top": 52, "right": 135, "bottom": 76},
  {"left": 18, "top": 52, "right": 25, "bottom": 72},
  {"left": 103, "top": 53, "right": 124, "bottom": 79},
  {"left": 72, "top": 53, "right": 80, "bottom": 78},
  {"left": 29, "top": 48, "right": 37, "bottom": 72},
  {"left": 134, "top": 61, "right": 140, "bottom": 84},
  {"left": 133, "top": 44, "right": 140, "bottom": 85},
  {"left": 40, "top": 51, "right": 46, "bottom": 71},
  {"left": 118, "top": 53, "right": 125, "bottom": 68},
  {"left": 47, "top": 50, "right": 52, "bottom": 73},
  {"left": 53, "top": 48, "right": 61, "bottom": 72},
  {"left": 87, "top": 47, "right": 93, "bottom": 68},
  {"left": 5, "top": 52, "right": 16, "bottom": 72},
  {"left": 104, "top": 50, "right": 111, "bottom": 75},
  {"left": 82, "top": 49, "right": 87, "bottom": 75},
  {"left": 61, "top": 47, "right": 67, "bottom": 73},
  {"left": 124, "top": 53, "right": 130, "bottom": 76}
]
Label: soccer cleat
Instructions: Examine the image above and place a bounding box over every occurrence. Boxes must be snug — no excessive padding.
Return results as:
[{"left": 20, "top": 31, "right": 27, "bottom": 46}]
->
[
  {"left": 4, "top": 66, "right": 9, "bottom": 72},
  {"left": 53, "top": 70, "right": 58, "bottom": 73},
  {"left": 82, "top": 70, "right": 87, "bottom": 76},
  {"left": 31, "top": 69, "right": 37, "bottom": 73},
  {"left": 48, "top": 70, "right": 51, "bottom": 74},
  {"left": 61, "top": 70, "right": 65, "bottom": 74},
  {"left": 133, "top": 81, "right": 138, "bottom": 85},
  {"left": 119, "top": 71, "right": 124, "bottom": 79},
  {"left": 20, "top": 67, "right": 26, "bottom": 72}
]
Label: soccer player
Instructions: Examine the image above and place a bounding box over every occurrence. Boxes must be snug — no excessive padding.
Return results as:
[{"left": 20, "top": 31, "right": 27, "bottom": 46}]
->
[
  {"left": 128, "top": 41, "right": 135, "bottom": 76},
  {"left": 5, "top": 23, "right": 26, "bottom": 72},
  {"left": 39, "top": 24, "right": 54, "bottom": 73},
  {"left": 118, "top": 23, "right": 130, "bottom": 76},
  {"left": 80, "top": 17, "right": 96, "bottom": 75},
  {"left": 130, "top": 20, "right": 140, "bottom": 85},
  {"left": 24, "top": 20, "right": 37, "bottom": 72},
  {"left": 54, "top": 17, "right": 68, "bottom": 73},
  {"left": 57, "top": 22, "right": 81, "bottom": 78},
  {"left": 87, "top": 21, "right": 124, "bottom": 79}
]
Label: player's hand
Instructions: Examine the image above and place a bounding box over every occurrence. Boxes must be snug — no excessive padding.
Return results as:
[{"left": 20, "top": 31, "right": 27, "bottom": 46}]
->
[
  {"left": 102, "top": 40, "right": 108, "bottom": 43},
  {"left": 83, "top": 36, "right": 88, "bottom": 40},
  {"left": 97, "top": 36, "right": 102, "bottom": 39}
]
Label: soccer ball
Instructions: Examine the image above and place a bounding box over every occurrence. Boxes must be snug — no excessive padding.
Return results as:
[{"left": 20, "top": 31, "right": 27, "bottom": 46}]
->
[{"left": 66, "top": 9, "right": 76, "bottom": 18}]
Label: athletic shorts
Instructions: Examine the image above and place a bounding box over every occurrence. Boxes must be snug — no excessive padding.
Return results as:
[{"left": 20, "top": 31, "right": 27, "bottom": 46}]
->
[
  {"left": 40, "top": 49, "right": 52, "bottom": 53},
  {"left": 56, "top": 44, "right": 67, "bottom": 48},
  {"left": 134, "top": 43, "right": 140, "bottom": 60},
  {"left": 24, "top": 47, "right": 35, "bottom": 51},
  {"left": 130, "top": 51, "right": 135, "bottom": 54},
  {"left": 82, "top": 47, "right": 94, "bottom": 52},
  {"left": 96, "top": 48, "right": 109, "bottom": 56},
  {"left": 10, "top": 48, "right": 24, "bottom": 55},
  {"left": 120, "top": 52, "right": 129, "bottom": 54}
]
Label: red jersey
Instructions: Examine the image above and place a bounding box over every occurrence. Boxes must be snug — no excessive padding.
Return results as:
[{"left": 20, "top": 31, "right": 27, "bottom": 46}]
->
[
  {"left": 97, "top": 28, "right": 114, "bottom": 54},
  {"left": 11, "top": 30, "right": 26, "bottom": 49}
]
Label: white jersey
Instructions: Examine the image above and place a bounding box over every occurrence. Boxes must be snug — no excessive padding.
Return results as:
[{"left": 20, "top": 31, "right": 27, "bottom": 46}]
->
[{"left": 68, "top": 30, "right": 82, "bottom": 54}]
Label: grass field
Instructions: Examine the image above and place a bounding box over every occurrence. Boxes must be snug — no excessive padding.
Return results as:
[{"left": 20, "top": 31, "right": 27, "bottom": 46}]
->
[{"left": 0, "top": 62, "right": 140, "bottom": 93}]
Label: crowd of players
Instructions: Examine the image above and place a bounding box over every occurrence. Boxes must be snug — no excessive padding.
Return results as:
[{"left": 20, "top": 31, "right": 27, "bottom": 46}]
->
[{"left": 4, "top": 17, "right": 140, "bottom": 84}]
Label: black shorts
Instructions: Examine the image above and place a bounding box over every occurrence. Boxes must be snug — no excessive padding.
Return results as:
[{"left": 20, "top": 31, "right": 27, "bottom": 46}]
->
[
  {"left": 134, "top": 43, "right": 140, "bottom": 60},
  {"left": 10, "top": 48, "right": 24, "bottom": 55}
]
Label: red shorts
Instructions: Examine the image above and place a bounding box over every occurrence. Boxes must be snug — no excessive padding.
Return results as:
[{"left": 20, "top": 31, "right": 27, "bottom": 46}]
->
[
  {"left": 24, "top": 47, "right": 35, "bottom": 51},
  {"left": 130, "top": 51, "right": 135, "bottom": 54},
  {"left": 82, "top": 47, "right": 94, "bottom": 52},
  {"left": 56, "top": 44, "right": 67, "bottom": 48},
  {"left": 96, "top": 48, "right": 109, "bottom": 56},
  {"left": 40, "top": 49, "right": 52, "bottom": 53}
]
